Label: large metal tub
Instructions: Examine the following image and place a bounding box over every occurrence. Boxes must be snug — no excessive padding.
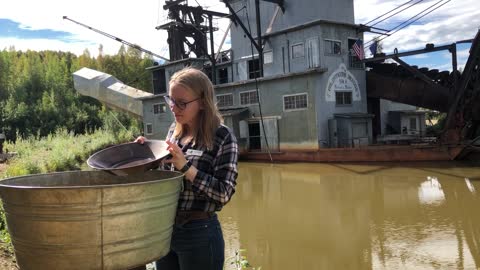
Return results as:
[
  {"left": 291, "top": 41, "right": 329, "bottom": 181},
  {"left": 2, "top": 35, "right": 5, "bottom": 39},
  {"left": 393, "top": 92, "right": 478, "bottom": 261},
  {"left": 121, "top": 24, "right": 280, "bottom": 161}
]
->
[{"left": 0, "top": 170, "right": 182, "bottom": 270}]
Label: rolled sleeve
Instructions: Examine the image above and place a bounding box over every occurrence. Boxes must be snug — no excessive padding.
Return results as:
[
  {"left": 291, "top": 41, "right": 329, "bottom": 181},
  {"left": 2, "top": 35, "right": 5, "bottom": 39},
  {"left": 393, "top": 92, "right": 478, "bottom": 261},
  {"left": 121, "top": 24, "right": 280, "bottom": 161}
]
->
[{"left": 191, "top": 132, "right": 238, "bottom": 206}]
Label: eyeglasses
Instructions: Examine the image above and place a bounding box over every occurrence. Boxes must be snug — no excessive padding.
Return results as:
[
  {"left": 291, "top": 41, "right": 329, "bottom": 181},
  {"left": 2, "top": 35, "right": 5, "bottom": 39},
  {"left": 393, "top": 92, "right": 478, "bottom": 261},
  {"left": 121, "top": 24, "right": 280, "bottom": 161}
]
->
[{"left": 163, "top": 95, "right": 200, "bottom": 110}]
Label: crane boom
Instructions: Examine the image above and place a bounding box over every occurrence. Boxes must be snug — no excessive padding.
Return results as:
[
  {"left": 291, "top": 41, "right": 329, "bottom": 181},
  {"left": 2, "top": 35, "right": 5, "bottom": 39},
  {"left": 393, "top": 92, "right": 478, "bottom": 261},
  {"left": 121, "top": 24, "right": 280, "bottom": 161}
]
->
[{"left": 63, "top": 16, "right": 170, "bottom": 62}]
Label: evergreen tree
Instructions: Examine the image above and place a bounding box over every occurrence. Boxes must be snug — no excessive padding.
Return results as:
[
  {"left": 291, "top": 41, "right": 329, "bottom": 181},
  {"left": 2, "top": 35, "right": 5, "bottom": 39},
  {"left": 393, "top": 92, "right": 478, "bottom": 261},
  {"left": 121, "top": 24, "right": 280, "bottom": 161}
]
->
[{"left": 0, "top": 45, "right": 152, "bottom": 141}]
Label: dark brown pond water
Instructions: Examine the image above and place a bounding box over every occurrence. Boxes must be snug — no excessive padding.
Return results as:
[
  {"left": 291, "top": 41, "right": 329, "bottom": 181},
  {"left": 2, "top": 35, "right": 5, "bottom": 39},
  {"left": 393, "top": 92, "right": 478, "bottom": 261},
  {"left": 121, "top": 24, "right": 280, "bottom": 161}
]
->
[{"left": 219, "top": 161, "right": 480, "bottom": 270}]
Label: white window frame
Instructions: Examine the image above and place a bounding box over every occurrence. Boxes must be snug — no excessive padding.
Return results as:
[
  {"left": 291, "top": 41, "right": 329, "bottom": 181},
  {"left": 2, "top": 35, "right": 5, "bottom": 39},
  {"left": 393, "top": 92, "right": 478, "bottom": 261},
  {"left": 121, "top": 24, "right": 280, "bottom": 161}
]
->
[
  {"left": 283, "top": 93, "right": 308, "bottom": 111},
  {"left": 306, "top": 37, "right": 320, "bottom": 68},
  {"left": 239, "top": 90, "right": 259, "bottom": 105},
  {"left": 153, "top": 103, "right": 166, "bottom": 114},
  {"left": 324, "top": 39, "right": 342, "bottom": 55},
  {"left": 263, "top": 50, "right": 273, "bottom": 64},
  {"left": 291, "top": 42, "right": 305, "bottom": 59},
  {"left": 216, "top": 93, "right": 234, "bottom": 108},
  {"left": 145, "top": 123, "right": 153, "bottom": 135}
]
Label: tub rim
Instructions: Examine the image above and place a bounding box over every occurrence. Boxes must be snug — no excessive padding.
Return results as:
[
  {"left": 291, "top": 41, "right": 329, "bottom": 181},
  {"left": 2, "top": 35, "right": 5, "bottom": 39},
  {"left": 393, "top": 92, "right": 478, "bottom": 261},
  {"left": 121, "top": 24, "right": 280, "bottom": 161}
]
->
[{"left": 0, "top": 170, "right": 184, "bottom": 189}]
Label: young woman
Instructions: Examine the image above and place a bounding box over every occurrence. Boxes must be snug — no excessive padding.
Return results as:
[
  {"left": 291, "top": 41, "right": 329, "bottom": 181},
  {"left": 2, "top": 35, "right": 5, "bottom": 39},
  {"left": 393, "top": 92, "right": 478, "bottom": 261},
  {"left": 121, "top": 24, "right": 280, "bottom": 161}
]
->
[{"left": 135, "top": 67, "right": 239, "bottom": 270}]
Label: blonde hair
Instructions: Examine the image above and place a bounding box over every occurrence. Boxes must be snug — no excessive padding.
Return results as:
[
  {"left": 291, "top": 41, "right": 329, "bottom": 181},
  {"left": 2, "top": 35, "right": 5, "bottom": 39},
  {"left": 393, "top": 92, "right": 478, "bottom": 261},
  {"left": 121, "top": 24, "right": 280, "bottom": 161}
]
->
[{"left": 169, "top": 67, "right": 223, "bottom": 150}]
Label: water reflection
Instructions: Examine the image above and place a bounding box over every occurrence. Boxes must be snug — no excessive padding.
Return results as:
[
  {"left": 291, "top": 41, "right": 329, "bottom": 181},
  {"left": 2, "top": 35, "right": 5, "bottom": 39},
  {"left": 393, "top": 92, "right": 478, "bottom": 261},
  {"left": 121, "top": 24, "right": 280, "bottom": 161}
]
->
[
  {"left": 219, "top": 162, "right": 480, "bottom": 270},
  {"left": 418, "top": 177, "right": 445, "bottom": 205}
]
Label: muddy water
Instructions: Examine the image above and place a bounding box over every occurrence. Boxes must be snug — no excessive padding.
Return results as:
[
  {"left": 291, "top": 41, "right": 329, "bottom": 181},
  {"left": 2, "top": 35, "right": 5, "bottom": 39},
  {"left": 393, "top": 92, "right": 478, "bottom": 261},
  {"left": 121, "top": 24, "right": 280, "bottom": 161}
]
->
[{"left": 219, "top": 162, "right": 480, "bottom": 270}]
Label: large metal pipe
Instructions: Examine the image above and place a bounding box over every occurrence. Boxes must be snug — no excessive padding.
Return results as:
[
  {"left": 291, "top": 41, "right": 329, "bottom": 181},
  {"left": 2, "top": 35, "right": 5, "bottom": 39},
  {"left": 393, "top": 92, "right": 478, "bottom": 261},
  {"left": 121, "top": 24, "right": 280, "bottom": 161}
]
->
[
  {"left": 366, "top": 71, "right": 451, "bottom": 112},
  {"left": 73, "top": 68, "right": 153, "bottom": 118}
]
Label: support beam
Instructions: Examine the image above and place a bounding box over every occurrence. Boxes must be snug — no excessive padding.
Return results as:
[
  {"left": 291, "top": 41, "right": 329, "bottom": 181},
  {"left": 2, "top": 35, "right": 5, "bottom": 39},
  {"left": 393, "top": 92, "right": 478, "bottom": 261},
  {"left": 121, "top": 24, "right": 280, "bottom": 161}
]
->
[
  {"left": 255, "top": 0, "right": 264, "bottom": 75},
  {"left": 392, "top": 57, "right": 439, "bottom": 88},
  {"left": 209, "top": 14, "right": 216, "bottom": 84},
  {"left": 166, "top": 3, "right": 230, "bottom": 18},
  {"left": 163, "top": 0, "right": 185, "bottom": 10},
  {"left": 223, "top": 1, "right": 262, "bottom": 53},
  {"left": 362, "top": 43, "right": 465, "bottom": 63},
  {"left": 445, "top": 30, "right": 480, "bottom": 130}
]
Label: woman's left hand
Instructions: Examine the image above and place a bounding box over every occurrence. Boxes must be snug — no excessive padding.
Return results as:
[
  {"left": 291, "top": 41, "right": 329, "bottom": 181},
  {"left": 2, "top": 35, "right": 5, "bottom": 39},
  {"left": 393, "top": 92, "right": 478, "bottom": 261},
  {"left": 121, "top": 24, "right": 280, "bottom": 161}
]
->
[{"left": 164, "top": 140, "right": 188, "bottom": 171}]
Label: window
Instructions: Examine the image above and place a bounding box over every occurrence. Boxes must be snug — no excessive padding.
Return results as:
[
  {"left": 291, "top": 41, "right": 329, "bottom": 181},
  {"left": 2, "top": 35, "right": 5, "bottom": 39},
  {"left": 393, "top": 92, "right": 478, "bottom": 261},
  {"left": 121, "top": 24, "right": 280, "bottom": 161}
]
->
[
  {"left": 152, "top": 69, "right": 167, "bottom": 95},
  {"left": 292, "top": 43, "right": 304, "bottom": 58},
  {"left": 335, "top": 91, "right": 352, "bottom": 105},
  {"left": 145, "top": 123, "right": 153, "bottom": 135},
  {"left": 248, "top": 59, "right": 261, "bottom": 79},
  {"left": 307, "top": 37, "right": 320, "bottom": 68},
  {"left": 217, "top": 94, "right": 234, "bottom": 107},
  {"left": 153, "top": 103, "right": 166, "bottom": 114},
  {"left": 348, "top": 39, "right": 363, "bottom": 69},
  {"left": 409, "top": 117, "right": 417, "bottom": 130},
  {"left": 218, "top": 67, "right": 229, "bottom": 84},
  {"left": 325, "top": 40, "right": 341, "bottom": 55},
  {"left": 264, "top": 50, "right": 273, "bottom": 64},
  {"left": 240, "top": 90, "right": 259, "bottom": 105},
  {"left": 284, "top": 93, "right": 308, "bottom": 110}
]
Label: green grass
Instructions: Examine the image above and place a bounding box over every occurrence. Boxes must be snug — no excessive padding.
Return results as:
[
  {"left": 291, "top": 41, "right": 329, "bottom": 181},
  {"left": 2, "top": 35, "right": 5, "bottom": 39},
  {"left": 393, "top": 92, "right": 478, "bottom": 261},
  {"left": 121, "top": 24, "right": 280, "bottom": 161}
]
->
[
  {"left": 0, "top": 128, "right": 135, "bottom": 250},
  {"left": 2, "top": 128, "right": 134, "bottom": 178}
]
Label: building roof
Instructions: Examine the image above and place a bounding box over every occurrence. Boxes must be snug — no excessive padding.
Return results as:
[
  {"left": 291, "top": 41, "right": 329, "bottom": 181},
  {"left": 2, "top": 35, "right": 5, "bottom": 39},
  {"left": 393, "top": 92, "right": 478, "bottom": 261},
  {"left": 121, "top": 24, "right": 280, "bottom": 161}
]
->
[
  {"left": 215, "top": 67, "right": 327, "bottom": 89},
  {"left": 146, "top": 58, "right": 208, "bottom": 70},
  {"left": 263, "top": 18, "right": 361, "bottom": 38},
  {"left": 388, "top": 110, "right": 426, "bottom": 115},
  {"left": 219, "top": 107, "right": 249, "bottom": 117},
  {"left": 334, "top": 113, "right": 375, "bottom": 119}
]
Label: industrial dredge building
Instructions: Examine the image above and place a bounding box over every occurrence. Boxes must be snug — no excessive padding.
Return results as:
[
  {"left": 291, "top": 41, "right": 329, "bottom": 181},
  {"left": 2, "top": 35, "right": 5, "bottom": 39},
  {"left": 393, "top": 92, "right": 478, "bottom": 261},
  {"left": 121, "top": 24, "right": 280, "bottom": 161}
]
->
[{"left": 74, "top": 0, "right": 480, "bottom": 162}]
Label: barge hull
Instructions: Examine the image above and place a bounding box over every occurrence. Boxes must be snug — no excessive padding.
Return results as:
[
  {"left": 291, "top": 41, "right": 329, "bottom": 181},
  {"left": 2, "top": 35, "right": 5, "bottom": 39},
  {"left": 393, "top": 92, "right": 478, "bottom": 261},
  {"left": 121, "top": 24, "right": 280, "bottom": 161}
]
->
[{"left": 240, "top": 145, "right": 466, "bottom": 162}]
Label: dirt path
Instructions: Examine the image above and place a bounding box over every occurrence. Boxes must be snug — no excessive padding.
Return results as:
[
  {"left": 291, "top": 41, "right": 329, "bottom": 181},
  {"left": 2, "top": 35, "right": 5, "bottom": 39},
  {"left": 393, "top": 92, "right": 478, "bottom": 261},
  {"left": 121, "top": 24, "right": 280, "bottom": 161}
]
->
[
  {"left": 0, "top": 251, "right": 16, "bottom": 270},
  {"left": 0, "top": 164, "right": 6, "bottom": 175}
]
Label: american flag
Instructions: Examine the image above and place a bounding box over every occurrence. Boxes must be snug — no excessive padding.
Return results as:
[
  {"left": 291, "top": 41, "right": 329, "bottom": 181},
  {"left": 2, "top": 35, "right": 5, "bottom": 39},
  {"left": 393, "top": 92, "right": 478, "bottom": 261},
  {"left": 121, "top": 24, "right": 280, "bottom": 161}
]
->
[{"left": 352, "top": 39, "right": 364, "bottom": 60}]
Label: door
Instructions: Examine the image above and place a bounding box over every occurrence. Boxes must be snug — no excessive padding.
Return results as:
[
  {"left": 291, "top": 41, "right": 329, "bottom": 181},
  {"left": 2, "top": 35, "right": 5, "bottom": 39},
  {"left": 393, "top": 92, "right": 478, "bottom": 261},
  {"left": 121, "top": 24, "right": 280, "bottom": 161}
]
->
[
  {"left": 261, "top": 118, "right": 279, "bottom": 151},
  {"left": 248, "top": 122, "right": 261, "bottom": 151}
]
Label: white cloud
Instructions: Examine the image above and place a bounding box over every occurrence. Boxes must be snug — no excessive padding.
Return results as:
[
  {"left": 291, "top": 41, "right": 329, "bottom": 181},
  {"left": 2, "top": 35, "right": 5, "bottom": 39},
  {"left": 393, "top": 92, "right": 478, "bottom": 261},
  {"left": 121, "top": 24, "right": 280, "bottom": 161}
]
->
[
  {"left": 411, "top": 54, "right": 429, "bottom": 59},
  {"left": 457, "top": 48, "right": 470, "bottom": 59},
  {"left": 357, "top": 0, "right": 480, "bottom": 54},
  {"left": 0, "top": 0, "right": 477, "bottom": 65},
  {"left": 0, "top": 0, "right": 169, "bottom": 56},
  {"left": 0, "top": 0, "right": 232, "bottom": 57},
  {"left": 0, "top": 37, "right": 96, "bottom": 56}
]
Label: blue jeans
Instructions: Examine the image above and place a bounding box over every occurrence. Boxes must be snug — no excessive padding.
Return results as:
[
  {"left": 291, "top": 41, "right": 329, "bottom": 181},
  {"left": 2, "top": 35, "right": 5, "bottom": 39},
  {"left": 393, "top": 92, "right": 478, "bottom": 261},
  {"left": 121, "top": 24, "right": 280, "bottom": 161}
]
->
[{"left": 155, "top": 214, "right": 225, "bottom": 270}]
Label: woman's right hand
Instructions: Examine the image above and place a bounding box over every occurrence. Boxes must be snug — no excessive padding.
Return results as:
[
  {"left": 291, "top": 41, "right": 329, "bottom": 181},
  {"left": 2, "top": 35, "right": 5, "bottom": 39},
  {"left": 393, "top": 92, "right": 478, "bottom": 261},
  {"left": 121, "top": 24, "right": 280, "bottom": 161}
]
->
[{"left": 134, "top": 136, "right": 146, "bottom": 144}]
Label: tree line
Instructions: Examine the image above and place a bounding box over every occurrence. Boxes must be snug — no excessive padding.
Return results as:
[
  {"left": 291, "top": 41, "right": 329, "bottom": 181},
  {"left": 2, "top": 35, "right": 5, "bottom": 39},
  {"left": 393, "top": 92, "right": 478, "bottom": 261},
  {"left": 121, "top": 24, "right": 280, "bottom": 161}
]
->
[{"left": 0, "top": 45, "right": 155, "bottom": 141}]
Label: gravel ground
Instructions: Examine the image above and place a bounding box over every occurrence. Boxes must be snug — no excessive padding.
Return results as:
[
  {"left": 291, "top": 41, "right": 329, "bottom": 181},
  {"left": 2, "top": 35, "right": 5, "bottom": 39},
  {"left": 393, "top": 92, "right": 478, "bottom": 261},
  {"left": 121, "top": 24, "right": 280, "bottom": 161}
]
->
[{"left": 0, "top": 248, "right": 17, "bottom": 270}]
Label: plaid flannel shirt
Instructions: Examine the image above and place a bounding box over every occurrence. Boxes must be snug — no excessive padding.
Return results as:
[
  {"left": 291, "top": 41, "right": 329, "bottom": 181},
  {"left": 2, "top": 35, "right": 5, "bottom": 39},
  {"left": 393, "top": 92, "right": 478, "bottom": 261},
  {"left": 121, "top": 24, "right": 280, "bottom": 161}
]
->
[{"left": 165, "top": 123, "right": 239, "bottom": 212}]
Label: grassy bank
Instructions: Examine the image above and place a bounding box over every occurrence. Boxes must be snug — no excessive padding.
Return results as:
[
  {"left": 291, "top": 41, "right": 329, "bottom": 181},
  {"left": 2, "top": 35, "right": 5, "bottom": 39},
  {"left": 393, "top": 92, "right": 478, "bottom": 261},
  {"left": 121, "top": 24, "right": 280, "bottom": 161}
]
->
[
  {"left": 2, "top": 128, "right": 135, "bottom": 177},
  {"left": 0, "top": 128, "right": 136, "bottom": 251}
]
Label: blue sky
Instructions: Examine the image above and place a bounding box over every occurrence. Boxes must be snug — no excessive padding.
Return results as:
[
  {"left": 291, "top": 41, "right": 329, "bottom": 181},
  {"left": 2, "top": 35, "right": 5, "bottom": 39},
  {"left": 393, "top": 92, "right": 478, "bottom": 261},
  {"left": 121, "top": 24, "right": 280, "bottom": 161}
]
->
[
  {"left": 0, "top": 0, "right": 478, "bottom": 71},
  {"left": 0, "top": 19, "right": 72, "bottom": 40}
]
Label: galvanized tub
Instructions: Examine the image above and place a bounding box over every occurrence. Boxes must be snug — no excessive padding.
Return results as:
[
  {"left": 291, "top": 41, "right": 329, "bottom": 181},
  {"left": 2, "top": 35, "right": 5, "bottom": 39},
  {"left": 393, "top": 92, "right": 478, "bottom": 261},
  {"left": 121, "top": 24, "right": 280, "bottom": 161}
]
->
[{"left": 0, "top": 170, "right": 182, "bottom": 270}]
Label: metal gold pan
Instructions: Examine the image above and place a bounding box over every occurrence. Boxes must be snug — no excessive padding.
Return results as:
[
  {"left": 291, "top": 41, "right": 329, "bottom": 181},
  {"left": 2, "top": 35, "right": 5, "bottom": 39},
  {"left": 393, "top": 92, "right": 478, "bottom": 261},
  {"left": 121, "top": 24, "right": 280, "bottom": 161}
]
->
[{"left": 87, "top": 140, "right": 171, "bottom": 176}]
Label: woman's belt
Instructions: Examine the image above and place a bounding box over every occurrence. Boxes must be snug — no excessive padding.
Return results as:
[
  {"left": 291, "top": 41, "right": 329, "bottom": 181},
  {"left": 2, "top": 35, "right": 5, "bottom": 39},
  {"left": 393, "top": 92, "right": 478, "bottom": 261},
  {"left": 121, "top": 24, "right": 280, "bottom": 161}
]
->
[{"left": 175, "top": 210, "right": 214, "bottom": 225}]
